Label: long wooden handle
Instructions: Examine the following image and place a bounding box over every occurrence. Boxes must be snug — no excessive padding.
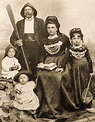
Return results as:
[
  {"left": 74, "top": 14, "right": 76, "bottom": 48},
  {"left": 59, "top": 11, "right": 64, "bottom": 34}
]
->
[
  {"left": 6, "top": 4, "right": 30, "bottom": 71},
  {"left": 6, "top": 4, "right": 20, "bottom": 39}
]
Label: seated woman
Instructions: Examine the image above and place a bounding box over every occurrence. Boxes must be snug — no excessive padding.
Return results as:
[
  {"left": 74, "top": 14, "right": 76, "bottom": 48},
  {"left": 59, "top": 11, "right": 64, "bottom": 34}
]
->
[{"left": 36, "top": 16, "right": 72, "bottom": 119}]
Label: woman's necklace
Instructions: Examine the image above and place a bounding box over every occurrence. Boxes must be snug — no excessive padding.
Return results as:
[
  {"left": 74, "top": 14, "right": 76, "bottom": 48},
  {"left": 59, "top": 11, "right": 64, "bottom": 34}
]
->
[{"left": 44, "top": 35, "right": 62, "bottom": 54}]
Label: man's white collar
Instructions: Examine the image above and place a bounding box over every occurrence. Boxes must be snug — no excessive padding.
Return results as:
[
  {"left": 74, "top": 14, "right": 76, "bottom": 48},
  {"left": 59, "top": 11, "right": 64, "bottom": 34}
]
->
[{"left": 25, "top": 16, "right": 34, "bottom": 21}]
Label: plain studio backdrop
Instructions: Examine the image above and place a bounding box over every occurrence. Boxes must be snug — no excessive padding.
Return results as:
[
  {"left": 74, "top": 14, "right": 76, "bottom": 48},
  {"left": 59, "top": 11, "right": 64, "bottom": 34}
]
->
[{"left": 0, "top": 0, "right": 95, "bottom": 49}]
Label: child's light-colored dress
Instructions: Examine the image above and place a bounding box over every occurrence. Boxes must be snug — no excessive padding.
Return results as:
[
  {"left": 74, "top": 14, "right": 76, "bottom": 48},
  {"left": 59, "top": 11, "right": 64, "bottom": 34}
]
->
[
  {"left": 1, "top": 56, "right": 21, "bottom": 79},
  {"left": 13, "top": 81, "right": 39, "bottom": 110}
]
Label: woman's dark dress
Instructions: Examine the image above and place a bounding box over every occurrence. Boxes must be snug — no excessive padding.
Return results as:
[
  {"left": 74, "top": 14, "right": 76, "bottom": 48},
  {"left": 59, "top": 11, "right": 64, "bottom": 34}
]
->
[
  {"left": 36, "top": 34, "right": 79, "bottom": 118},
  {"left": 62, "top": 45, "right": 93, "bottom": 108}
]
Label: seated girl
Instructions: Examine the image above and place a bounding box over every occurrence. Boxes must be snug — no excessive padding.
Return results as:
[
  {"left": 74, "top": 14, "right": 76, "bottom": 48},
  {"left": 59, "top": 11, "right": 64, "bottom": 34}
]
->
[{"left": 1, "top": 44, "right": 21, "bottom": 79}]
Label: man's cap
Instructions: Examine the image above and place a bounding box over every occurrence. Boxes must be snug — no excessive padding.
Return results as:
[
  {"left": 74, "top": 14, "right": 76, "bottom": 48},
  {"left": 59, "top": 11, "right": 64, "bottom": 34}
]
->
[{"left": 20, "top": 2, "right": 37, "bottom": 17}]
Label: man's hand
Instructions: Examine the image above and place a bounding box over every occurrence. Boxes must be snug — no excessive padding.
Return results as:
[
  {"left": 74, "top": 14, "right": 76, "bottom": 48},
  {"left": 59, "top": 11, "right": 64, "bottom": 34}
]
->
[
  {"left": 90, "top": 73, "right": 93, "bottom": 77},
  {"left": 16, "top": 39, "right": 23, "bottom": 46}
]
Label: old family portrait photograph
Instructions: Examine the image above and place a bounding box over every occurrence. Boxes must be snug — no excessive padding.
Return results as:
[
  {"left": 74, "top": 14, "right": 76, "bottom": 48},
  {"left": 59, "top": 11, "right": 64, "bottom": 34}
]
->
[{"left": 0, "top": 0, "right": 95, "bottom": 121}]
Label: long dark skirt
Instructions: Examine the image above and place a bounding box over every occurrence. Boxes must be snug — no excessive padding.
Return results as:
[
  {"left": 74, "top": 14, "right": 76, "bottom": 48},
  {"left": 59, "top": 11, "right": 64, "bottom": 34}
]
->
[
  {"left": 36, "top": 67, "right": 79, "bottom": 118},
  {"left": 71, "top": 58, "right": 91, "bottom": 107}
]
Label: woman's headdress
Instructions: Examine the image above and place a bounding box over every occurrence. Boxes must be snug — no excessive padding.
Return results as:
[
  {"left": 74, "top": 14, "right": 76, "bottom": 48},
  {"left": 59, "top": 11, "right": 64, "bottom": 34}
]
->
[{"left": 45, "top": 16, "right": 60, "bottom": 29}]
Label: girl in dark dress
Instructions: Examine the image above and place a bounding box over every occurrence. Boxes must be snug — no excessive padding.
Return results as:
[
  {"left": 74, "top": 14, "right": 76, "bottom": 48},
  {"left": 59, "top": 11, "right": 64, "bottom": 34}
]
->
[
  {"left": 62, "top": 28, "right": 93, "bottom": 109},
  {"left": 36, "top": 16, "right": 73, "bottom": 119}
]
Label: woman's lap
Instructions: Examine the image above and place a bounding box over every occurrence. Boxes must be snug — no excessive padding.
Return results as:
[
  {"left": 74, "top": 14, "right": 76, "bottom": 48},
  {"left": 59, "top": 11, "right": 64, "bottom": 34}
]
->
[{"left": 36, "top": 68, "right": 77, "bottom": 117}]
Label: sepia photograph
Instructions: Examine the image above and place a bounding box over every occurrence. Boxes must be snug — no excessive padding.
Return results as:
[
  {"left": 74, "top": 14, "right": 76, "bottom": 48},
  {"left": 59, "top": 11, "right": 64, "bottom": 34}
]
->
[{"left": 0, "top": 0, "right": 95, "bottom": 121}]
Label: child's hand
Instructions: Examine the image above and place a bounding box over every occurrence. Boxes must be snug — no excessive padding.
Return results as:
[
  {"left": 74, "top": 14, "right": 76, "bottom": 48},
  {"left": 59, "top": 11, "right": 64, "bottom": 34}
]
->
[
  {"left": 16, "top": 89, "right": 21, "bottom": 94},
  {"left": 13, "top": 65, "right": 19, "bottom": 70},
  {"left": 55, "top": 68, "right": 63, "bottom": 73},
  {"left": 9, "top": 65, "right": 19, "bottom": 71}
]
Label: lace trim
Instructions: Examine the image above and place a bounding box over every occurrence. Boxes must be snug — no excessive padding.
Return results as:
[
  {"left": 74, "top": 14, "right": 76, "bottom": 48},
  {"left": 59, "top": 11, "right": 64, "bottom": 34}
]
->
[
  {"left": 44, "top": 41, "right": 62, "bottom": 54},
  {"left": 70, "top": 49, "right": 86, "bottom": 59}
]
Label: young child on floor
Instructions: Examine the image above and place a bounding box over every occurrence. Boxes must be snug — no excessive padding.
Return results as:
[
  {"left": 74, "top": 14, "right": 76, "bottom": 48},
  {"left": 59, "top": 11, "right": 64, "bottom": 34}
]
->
[
  {"left": 11, "top": 70, "right": 39, "bottom": 119},
  {"left": 1, "top": 44, "right": 21, "bottom": 80}
]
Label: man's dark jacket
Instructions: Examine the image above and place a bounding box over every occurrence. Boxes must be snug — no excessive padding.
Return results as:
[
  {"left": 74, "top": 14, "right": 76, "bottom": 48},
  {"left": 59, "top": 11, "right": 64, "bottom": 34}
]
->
[{"left": 10, "top": 17, "right": 45, "bottom": 48}]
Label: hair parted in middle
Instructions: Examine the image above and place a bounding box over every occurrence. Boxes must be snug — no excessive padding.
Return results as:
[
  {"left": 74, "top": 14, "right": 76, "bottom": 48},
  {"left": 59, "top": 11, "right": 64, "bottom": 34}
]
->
[{"left": 45, "top": 16, "right": 60, "bottom": 35}]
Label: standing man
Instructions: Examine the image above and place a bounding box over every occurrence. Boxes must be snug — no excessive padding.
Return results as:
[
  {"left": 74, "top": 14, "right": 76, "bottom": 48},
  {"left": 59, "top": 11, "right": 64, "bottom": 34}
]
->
[{"left": 10, "top": 3, "right": 46, "bottom": 80}]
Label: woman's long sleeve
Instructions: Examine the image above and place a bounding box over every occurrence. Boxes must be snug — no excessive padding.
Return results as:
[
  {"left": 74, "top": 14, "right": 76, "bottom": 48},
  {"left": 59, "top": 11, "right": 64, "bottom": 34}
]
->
[{"left": 62, "top": 49, "right": 70, "bottom": 69}]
